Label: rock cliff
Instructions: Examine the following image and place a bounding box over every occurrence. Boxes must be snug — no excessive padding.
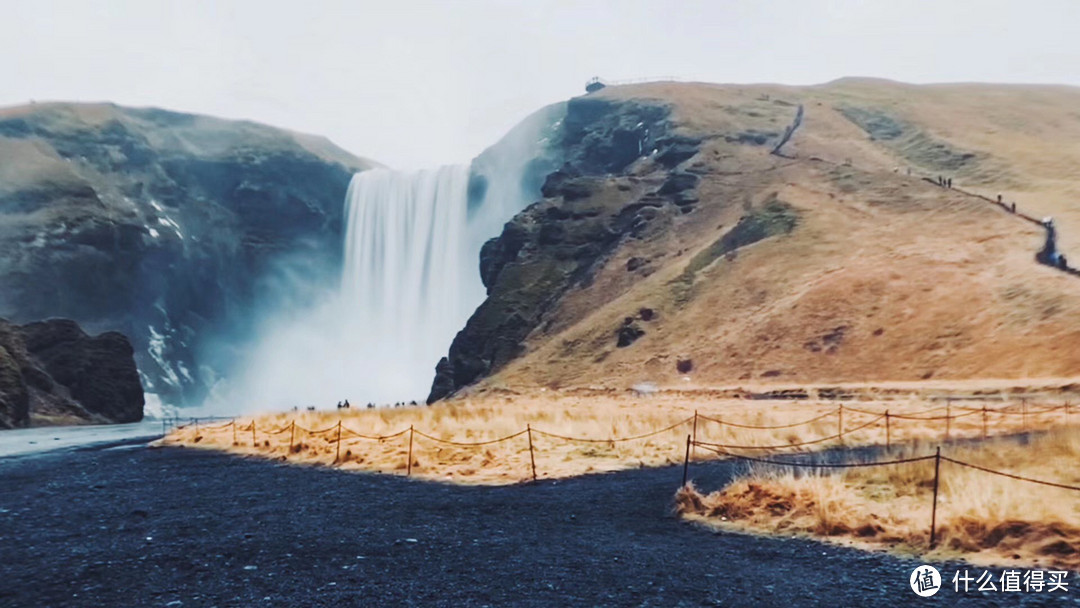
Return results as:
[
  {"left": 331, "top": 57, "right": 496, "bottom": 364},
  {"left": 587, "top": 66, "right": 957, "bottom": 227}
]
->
[
  {"left": 431, "top": 80, "right": 1080, "bottom": 399},
  {"left": 429, "top": 94, "right": 704, "bottom": 401},
  {"left": 0, "top": 102, "right": 375, "bottom": 407},
  {"left": 0, "top": 318, "right": 143, "bottom": 428}
]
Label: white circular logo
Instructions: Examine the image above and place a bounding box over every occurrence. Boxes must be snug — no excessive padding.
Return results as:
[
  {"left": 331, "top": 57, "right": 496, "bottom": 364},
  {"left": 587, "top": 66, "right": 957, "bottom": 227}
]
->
[{"left": 910, "top": 565, "right": 942, "bottom": 597}]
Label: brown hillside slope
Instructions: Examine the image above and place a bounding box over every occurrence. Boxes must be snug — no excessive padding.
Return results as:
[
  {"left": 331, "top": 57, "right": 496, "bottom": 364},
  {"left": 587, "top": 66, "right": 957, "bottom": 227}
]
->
[
  {"left": 467, "top": 79, "right": 1080, "bottom": 394},
  {"left": 0, "top": 101, "right": 377, "bottom": 406}
]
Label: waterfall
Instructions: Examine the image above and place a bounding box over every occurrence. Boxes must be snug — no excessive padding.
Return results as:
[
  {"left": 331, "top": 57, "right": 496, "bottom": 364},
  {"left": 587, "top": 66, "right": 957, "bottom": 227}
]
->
[
  {"left": 220, "top": 165, "right": 487, "bottom": 410},
  {"left": 215, "top": 105, "right": 563, "bottom": 414},
  {"left": 339, "top": 165, "right": 481, "bottom": 400}
]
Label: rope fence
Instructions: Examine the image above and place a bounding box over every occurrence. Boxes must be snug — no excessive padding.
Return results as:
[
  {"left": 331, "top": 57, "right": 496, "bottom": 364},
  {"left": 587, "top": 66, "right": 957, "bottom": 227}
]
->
[
  {"left": 687, "top": 433, "right": 1080, "bottom": 548},
  {"left": 695, "top": 409, "right": 836, "bottom": 430},
  {"left": 530, "top": 416, "right": 695, "bottom": 443},
  {"left": 412, "top": 428, "right": 528, "bottom": 447},
  {"left": 693, "top": 414, "right": 884, "bottom": 451},
  {"left": 164, "top": 398, "right": 1076, "bottom": 487}
]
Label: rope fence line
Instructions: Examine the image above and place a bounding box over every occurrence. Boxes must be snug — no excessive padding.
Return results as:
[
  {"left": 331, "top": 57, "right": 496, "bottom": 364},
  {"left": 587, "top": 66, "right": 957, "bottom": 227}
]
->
[
  {"left": 940, "top": 456, "right": 1080, "bottom": 493},
  {"left": 304, "top": 424, "right": 341, "bottom": 435},
  {"left": 695, "top": 409, "right": 836, "bottom": 430},
  {"left": 412, "top": 428, "right": 529, "bottom": 447},
  {"left": 340, "top": 426, "right": 410, "bottom": 441},
  {"left": 694, "top": 443, "right": 937, "bottom": 468},
  {"left": 846, "top": 404, "right": 1001, "bottom": 420},
  {"left": 168, "top": 399, "right": 1080, "bottom": 547},
  {"left": 685, "top": 437, "right": 1080, "bottom": 549},
  {"left": 968, "top": 404, "right": 1065, "bottom": 416},
  {"left": 165, "top": 398, "right": 1076, "bottom": 484},
  {"left": 530, "top": 416, "right": 695, "bottom": 443},
  {"left": 694, "top": 415, "right": 885, "bottom": 450}
]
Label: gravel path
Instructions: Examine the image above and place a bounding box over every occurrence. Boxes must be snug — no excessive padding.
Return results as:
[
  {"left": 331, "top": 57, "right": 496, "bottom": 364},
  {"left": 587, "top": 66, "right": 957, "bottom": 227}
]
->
[{"left": 0, "top": 442, "right": 1075, "bottom": 607}]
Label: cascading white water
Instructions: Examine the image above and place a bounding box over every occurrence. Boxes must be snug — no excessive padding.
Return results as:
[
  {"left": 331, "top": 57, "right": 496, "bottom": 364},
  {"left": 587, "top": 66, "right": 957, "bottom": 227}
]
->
[
  {"left": 216, "top": 105, "right": 562, "bottom": 414},
  {"left": 340, "top": 166, "right": 481, "bottom": 399},
  {"left": 220, "top": 165, "right": 487, "bottom": 410}
]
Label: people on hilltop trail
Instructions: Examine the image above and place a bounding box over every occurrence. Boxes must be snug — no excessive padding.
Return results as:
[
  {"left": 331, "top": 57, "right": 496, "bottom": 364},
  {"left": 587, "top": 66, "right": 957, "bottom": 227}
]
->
[
  {"left": 1036, "top": 216, "right": 1069, "bottom": 271},
  {"left": 1011, "top": 202, "right": 1017, "bottom": 213},
  {"left": 947, "top": 178, "right": 952, "bottom": 188}
]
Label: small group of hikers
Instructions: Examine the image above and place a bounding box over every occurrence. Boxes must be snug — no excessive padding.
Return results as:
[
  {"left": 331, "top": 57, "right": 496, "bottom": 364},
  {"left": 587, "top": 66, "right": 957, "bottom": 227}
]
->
[
  {"left": 336, "top": 400, "right": 351, "bottom": 409},
  {"left": 995, "top": 194, "right": 1019, "bottom": 214},
  {"left": 937, "top": 175, "right": 1024, "bottom": 216},
  {"left": 925, "top": 172, "right": 1070, "bottom": 271}
]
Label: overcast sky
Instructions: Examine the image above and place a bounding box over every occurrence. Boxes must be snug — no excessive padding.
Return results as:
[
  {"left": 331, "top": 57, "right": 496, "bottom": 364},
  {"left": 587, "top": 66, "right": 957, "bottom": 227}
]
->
[{"left": 4, "top": 0, "right": 1080, "bottom": 168}]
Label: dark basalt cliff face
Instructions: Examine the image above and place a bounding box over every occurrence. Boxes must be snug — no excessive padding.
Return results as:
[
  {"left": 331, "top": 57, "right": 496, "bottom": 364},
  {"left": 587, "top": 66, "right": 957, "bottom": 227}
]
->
[
  {"left": 0, "top": 318, "right": 143, "bottom": 428},
  {"left": 428, "top": 95, "right": 701, "bottom": 402},
  {"left": 0, "top": 103, "right": 374, "bottom": 407}
]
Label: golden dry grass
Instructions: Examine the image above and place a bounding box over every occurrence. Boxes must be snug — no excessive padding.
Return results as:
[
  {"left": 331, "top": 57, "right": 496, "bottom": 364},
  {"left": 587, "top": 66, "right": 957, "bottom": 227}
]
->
[
  {"left": 462, "top": 80, "right": 1080, "bottom": 397},
  {"left": 676, "top": 424, "right": 1080, "bottom": 570},
  {"left": 163, "top": 388, "right": 1077, "bottom": 486}
]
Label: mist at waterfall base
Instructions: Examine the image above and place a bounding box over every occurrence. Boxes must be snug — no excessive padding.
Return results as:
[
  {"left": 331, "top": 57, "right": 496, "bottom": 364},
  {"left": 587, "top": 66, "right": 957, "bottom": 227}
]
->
[
  {"left": 216, "top": 166, "right": 472, "bottom": 410},
  {"left": 193, "top": 104, "right": 563, "bottom": 415}
]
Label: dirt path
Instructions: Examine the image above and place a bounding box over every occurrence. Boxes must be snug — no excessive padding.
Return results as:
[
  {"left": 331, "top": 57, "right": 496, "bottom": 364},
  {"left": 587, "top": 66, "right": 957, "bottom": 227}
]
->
[{"left": 0, "top": 443, "right": 1073, "bottom": 607}]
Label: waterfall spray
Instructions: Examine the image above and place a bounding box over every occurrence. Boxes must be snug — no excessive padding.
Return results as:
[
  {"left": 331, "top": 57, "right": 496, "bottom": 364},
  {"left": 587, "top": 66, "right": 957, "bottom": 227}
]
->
[
  {"left": 222, "top": 165, "right": 489, "bottom": 410},
  {"left": 216, "top": 103, "right": 564, "bottom": 413}
]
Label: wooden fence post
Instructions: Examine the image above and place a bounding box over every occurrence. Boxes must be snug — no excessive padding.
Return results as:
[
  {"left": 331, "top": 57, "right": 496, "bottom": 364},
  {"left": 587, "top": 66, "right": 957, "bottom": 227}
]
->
[
  {"left": 527, "top": 424, "right": 537, "bottom": 482},
  {"left": 334, "top": 420, "right": 342, "bottom": 463},
  {"left": 194, "top": 418, "right": 199, "bottom": 437},
  {"left": 407, "top": 425, "right": 414, "bottom": 476},
  {"left": 930, "top": 446, "right": 942, "bottom": 548},
  {"left": 982, "top": 405, "right": 988, "bottom": 439},
  {"left": 682, "top": 434, "right": 691, "bottom": 486},
  {"left": 232, "top": 420, "right": 237, "bottom": 445},
  {"left": 288, "top": 421, "right": 295, "bottom": 454},
  {"left": 251, "top": 420, "right": 256, "bottom": 446},
  {"left": 885, "top": 410, "right": 890, "bottom": 449},
  {"left": 691, "top": 411, "right": 698, "bottom": 462},
  {"left": 837, "top": 405, "right": 844, "bottom": 444},
  {"left": 945, "top": 401, "right": 951, "bottom": 440}
]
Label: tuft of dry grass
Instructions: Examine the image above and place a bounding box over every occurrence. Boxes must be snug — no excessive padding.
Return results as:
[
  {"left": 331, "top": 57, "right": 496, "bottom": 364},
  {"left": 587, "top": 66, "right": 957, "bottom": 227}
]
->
[
  {"left": 676, "top": 427, "right": 1080, "bottom": 570},
  {"left": 164, "top": 389, "right": 1076, "bottom": 486}
]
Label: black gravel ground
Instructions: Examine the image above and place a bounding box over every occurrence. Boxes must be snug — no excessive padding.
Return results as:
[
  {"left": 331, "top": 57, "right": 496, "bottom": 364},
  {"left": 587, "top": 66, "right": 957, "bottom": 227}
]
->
[{"left": 1, "top": 441, "right": 1077, "bottom": 607}]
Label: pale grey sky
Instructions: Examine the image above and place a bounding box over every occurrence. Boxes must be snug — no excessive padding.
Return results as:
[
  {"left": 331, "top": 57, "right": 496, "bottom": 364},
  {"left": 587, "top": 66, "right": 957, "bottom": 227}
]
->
[{"left": 4, "top": 0, "right": 1080, "bottom": 168}]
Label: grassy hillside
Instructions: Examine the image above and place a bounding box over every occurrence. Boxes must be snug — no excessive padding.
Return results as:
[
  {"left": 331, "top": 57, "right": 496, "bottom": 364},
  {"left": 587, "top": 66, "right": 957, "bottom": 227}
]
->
[{"left": 467, "top": 79, "right": 1080, "bottom": 394}]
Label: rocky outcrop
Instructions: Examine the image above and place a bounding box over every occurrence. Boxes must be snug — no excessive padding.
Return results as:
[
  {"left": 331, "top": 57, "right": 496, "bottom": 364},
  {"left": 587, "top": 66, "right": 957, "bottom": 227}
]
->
[
  {"left": 0, "top": 318, "right": 143, "bottom": 428},
  {"left": 428, "top": 95, "right": 702, "bottom": 402},
  {"left": 0, "top": 102, "right": 375, "bottom": 406},
  {"left": 0, "top": 332, "right": 30, "bottom": 428}
]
